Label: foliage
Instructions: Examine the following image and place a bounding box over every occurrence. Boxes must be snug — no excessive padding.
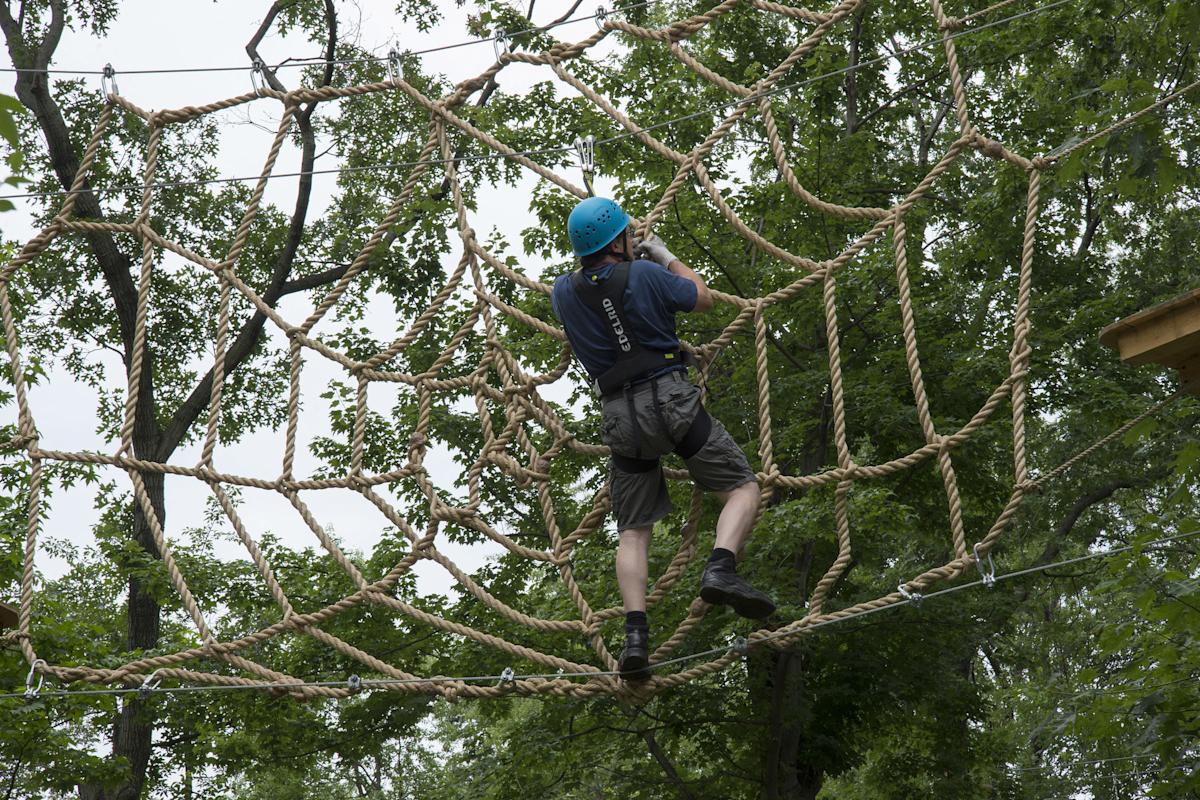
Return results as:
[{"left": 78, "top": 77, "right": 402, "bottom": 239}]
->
[
  {"left": 1, "top": 0, "right": 1199, "bottom": 798},
  {"left": 0, "top": 92, "right": 29, "bottom": 211}
]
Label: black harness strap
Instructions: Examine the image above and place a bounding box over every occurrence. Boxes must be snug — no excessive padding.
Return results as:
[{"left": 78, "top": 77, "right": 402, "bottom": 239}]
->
[
  {"left": 674, "top": 406, "right": 712, "bottom": 460},
  {"left": 575, "top": 262, "right": 712, "bottom": 471},
  {"left": 611, "top": 451, "right": 660, "bottom": 473},
  {"left": 571, "top": 263, "right": 682, "bottom": 396}
]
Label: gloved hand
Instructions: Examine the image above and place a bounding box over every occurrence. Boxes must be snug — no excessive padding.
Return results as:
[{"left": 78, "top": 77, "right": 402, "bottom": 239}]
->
[{"left": 635, "top": 234, "right": 677, "bottom": 267}]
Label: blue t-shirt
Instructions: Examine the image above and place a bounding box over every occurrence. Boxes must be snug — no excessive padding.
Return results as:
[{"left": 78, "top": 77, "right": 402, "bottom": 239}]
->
[{"left": 550, "top": 259, "right": 698, "bottom": 379}]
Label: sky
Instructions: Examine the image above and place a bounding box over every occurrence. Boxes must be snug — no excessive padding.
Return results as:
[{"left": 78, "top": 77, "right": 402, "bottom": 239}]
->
[{"left": 1, "top": 0, "right": 625, "bottom": 601}]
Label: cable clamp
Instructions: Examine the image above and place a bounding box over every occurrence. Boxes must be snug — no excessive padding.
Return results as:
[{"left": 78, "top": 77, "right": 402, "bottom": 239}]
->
[
  {"left": 101, "top": 63, "right": 119, "bottom": 98},
  {"left": 573, "top": 134, "right": 596, "bottom": 197},
  {"left": 24, "top": 658, "right": 46, "bottom": 700},
  {"left": 729, "top": 636, "right": 749, "bottom": 655},
  {"left": 497, "top": 667, "right": 516, "bottom": 686},
  {"left": 251, "top": 58, "right": 267, "bottom": 97},
  {"left": 493, "top": 32, "right": 511, "bottom": 61},
  {"left": 897, "top": 584, "right": 923, "bottom": 607},
  {"left": 973, "top": 542, "right": 996, "bottom": 588},
  {"left": 386, "top": 48, "right": 402, "bottom": 84},
  {"left": 347, "top": 674, "right": 363, "bottom": 693},
  {"left": 138, "top": 668, "right": 164, "bottom": 700},
  {"left": 595, "top": 5, "right": 610, "bottom": 29}
]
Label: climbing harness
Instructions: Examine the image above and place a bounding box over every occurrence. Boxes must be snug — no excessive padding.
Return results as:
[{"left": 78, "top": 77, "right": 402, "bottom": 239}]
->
[{"left": 571, "top": 262, "right": 711, "bottom": 467}]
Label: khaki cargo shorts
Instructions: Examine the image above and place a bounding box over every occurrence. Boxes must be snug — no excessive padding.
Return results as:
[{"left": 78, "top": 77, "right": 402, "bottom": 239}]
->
[{"left": 599, "top": 370, "right": 756, "bottom": 530}]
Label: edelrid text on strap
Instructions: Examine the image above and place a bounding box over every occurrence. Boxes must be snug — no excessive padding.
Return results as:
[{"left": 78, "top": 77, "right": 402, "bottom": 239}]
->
[{"left": 571, "top": 262, "right": 681, "bottom": 395}]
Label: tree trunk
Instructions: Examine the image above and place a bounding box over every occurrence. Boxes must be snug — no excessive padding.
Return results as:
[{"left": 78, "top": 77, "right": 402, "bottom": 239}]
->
[{"left": 756, "top": 388, "right": 832, "bottom": 800}]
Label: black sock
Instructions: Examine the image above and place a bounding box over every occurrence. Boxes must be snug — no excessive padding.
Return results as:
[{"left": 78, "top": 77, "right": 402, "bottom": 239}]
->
[
  {"left": 708, "top": 548, "right": 737, "bottom": 570},
  {"left": 625, "top": 610, "right": 648, "bottom": 633}
]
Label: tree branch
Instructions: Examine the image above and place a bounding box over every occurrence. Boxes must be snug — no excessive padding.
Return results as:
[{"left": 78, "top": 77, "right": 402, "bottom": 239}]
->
[
  {"left": 1, "top": 0, "right": 141, "bottom": 366},
  {"left": 1074, "top": 171, "right": 1105, "bottom": 261},
  {"left": 638, "top": 727, "right": 698, "bottom": 800},
  {"left": 159, "top": 0, "right": 338, "bottom": 458}
]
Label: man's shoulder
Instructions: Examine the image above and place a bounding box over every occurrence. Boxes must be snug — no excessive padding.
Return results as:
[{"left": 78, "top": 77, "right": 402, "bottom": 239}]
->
[
  {"left": 629, "top": 258, "right": 665, "bottom": 273},
  {"left": 627, "top": 258, "right": 669, "bottom": 284},
  {"left": 551, "top": 271, "right": 577, "bottom": 295}
]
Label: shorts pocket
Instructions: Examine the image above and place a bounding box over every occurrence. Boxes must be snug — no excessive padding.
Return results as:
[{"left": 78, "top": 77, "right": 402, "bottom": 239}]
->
[
  {"left": 601, "top": 410, "right": 636, "bottom": 455},
  {"left": 658, "top": 384, "right": 702, "bottom": 442}
]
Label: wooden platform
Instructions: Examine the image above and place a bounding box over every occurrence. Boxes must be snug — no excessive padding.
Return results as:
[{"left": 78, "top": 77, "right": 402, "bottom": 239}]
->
[
  {"left": 0, "top": 601, "right": 17, "bottom": 630},
  {"left": 1100, "top": 288, "right": 1200, "bottom": 394}
]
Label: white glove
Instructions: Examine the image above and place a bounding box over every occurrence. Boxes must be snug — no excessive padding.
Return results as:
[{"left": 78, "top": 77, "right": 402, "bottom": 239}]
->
[{"left": 635, "top": 234, "right": 677, "bottom": 267}]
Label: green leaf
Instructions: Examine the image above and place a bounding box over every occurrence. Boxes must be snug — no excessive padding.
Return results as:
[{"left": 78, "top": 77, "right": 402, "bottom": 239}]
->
[
  {"left": 0, "top": 109, "right": 17, "bottom": 149},
  {"left": 1124, "top": 416, "right": 1159, "bottom": 445}
]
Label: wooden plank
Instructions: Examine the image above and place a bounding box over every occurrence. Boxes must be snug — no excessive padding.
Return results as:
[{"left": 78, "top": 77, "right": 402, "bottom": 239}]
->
[
  {"left": 0, "top": 601, "right": 17, "bottom": 630},
  {"left": 1100, "top": 287, "right": 1200, "bottom": 368},
  {"left": 1178, "top": 354, "right": 1200, "bottom": 396}
]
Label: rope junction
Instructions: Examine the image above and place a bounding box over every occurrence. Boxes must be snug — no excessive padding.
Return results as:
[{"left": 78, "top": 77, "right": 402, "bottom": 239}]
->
[
  {"left": 6, "top": 528, "right": 1197, "bottom": 701},
  {"left": 2, "top": 0, "right": 1197, "bottom": 701}
]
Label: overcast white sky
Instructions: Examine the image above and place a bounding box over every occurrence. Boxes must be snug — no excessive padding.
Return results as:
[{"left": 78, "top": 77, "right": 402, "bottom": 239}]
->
[{"left": 2, "top": 0, "right": 625, "bottom": 600}]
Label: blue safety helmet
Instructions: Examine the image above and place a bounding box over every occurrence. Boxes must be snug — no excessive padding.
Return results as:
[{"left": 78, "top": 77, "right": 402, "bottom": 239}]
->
[{"left": 567, "top": 197, "right": 630, "bottom": 257}]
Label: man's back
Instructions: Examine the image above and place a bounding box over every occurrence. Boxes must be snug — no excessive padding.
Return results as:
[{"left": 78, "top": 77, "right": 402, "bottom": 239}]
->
[{"left": 550, "top": 258, "right": 698, "bottom": 379}]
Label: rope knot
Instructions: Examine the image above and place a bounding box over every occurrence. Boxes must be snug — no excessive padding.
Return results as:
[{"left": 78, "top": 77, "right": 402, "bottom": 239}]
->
[
  {"left": 940, "top": 17, "right": 965, "bottom": 31},
  {"left": 1016, "top": 479, "right": 1042, "bottom": 496},
  {"left": 1030, "top": 156, "right": 1050, "bottom": 171},
  {"left": 971, "top": 134, "right": 1007, "bottom": 160}
]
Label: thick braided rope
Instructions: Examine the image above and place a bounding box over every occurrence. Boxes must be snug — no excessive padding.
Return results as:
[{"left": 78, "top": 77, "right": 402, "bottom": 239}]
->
[{"left": 5, "top": 0, "right": 1191, "bottom": 699}]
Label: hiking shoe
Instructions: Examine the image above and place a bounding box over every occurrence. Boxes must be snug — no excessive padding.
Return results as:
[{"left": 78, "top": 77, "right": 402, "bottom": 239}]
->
[
  {"left": 618, "top": 627, "right": 650, "bottom": 682},
  {"left": 700, "top": 561, "right": 776, "bottom": 619}
]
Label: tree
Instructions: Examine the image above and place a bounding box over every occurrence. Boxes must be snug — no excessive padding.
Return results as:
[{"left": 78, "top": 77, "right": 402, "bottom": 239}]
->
[
  {"left": 2, "top": 0, "right": 1198, "bottom": 797},
  {"left": 0, "top": 0, "right": 451, "bottom": 796}
]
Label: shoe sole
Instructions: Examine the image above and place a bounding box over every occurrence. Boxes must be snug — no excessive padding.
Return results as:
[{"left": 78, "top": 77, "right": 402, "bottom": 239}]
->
[
  {"left": 700, "top": 585, "right": 776, "bottom": 619},
  {"left": 619, "top": 653, "right": 650, "bottom": 682}
]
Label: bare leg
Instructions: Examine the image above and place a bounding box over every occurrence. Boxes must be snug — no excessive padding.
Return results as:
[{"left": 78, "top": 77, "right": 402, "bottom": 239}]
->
[
  {"left": 713, "top": 479, "right": 760, "bottom": 554},
  {"left": 616, "top": 526, "right": 652, "bottom": 612}
]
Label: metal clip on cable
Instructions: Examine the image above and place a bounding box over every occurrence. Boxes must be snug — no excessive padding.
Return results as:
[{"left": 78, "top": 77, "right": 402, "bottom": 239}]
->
[
  {"left": 24, "top": 659, "right": 46, "bottom": 700},
  {"left": 347, "top": 674, "right": 363, "bottom": 693},
  {"left": 493, "top": 32, "right": 511, "bottom": 61},
  {"left": 897, "top": 583, "right": 923, "bottom": 607},
  {"left": 729, "top": 636, "right": 749, "bottom": 655},
  {"left": 138, "top": 668, "right": 164, "bottom": 700},
  {"left": 100, "top": 64, "right": 119, "bottom": 98},
  {"left": 497, "top": 667, "right": 516, "bottom": 686},
  {"left": 250, "top": 58, "right": 267, "bottom": 97},
  {"left": 386, "top": 48, "right": 402, "bottom": 85},
  {"left": 973, "top": 542, "right": 996, "bottom": 588},
  {"left": 573, "top": 135, "right": 597, "bottom": 197},
  {"left": 595, "top": 5, "right": 610, "bottom": 29}
]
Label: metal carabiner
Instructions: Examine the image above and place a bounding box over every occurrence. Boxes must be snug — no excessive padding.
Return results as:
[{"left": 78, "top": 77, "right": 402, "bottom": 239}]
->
[
  {"left": 250, "top": 58, "right": 268, "bottom": 97},
  {"left": 386, "top": 48, "right": 402, "bottom": 85},
  {"left": 24, "top": 659, "right": 47, "bottom": 700},
  {"left": 138, "top": 668, "right": 164, "bottom": 700},
  {"left": 897, "top": 583, "right": 923, "bottom": 607},
  {"left": 100, "top": 63, "right": 119, "bottom": 98},
  {"left": 493, "top": 32, "right": 511, "bottom": 61},
  {"left": 573, "top": 134, "right": 597, "bottom": 197},
  {"left": 595, "top": 5, "right": 610, "bottom": 29},
  {"left": 973, "top": 542, "right": 996, "bottom": 588}
]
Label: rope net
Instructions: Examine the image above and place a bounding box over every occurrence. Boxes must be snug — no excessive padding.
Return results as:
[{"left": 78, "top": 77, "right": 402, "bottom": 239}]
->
[{"left": 1, "top": 0, "right": 1183, "bottom": 700}]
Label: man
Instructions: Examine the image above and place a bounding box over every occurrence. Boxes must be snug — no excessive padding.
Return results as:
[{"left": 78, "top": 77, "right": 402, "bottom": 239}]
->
[{"left": 550, "top": 196, "right": 775, "bottom": 682}]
